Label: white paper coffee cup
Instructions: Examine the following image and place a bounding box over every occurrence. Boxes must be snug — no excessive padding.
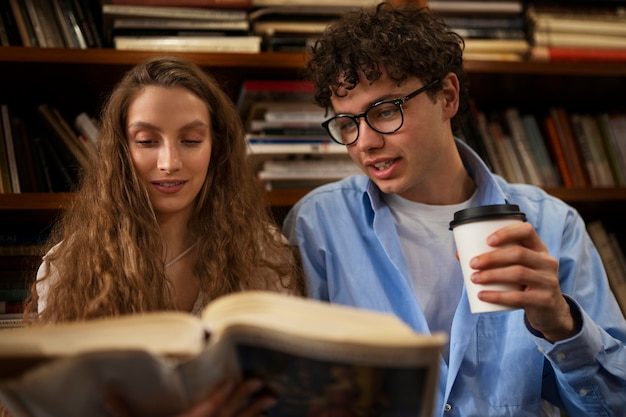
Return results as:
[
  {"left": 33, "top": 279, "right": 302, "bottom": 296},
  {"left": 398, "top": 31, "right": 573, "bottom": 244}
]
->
[{"left": 450, "top": 204, "right": 526, "bottom": 313}]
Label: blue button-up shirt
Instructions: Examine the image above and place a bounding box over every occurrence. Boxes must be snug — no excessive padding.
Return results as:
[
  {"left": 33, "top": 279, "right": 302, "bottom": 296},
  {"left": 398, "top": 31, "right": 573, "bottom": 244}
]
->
[{"left": 283, "top": 140, "right": 626, "bottom": 417}]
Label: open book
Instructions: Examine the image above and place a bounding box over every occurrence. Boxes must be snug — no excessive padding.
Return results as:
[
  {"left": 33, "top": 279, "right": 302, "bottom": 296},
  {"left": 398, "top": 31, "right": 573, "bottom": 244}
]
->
[{"left": 0, "top": 291, "right": 445, "bottom": 417}]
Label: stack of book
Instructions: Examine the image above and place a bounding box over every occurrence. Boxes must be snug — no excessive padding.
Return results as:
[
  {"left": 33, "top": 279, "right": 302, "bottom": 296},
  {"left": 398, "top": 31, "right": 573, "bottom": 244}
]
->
[
  {"left": 237, "top": 80, "right": 356, "bottom": 189},
  {"left": 248, "top": 3, "right": 376, "bottom": 52},
  {"left": 526, "top": 1, "right": 626, "bottom": 62},
  {"left": 102, "top": 2, "right": 259, "bottom": 52},
  {"left": 428, "top": 0, "right": 529, "bottom": 61}
]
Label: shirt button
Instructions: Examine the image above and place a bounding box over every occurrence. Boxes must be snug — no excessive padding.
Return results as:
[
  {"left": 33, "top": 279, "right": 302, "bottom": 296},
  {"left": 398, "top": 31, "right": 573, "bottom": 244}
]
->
[
  {"left": 444, "top": 403, "right": 452, "bottom": 412},
  {"left": 556, "top": 353, "right": 567, "bottom": 360},
  {"left": 579, "top": 389, "right": 588, "bottom": 396}
]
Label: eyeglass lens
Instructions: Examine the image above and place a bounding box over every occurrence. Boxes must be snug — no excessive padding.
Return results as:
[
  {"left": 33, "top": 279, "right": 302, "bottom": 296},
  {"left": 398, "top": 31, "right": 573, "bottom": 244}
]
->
[{"left": 327, "top": 103, "right": 403, "bottom": 145}]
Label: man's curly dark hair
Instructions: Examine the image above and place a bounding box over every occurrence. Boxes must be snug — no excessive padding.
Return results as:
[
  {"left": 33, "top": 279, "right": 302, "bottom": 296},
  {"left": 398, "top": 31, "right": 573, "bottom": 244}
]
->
[{"left": 305, "top": 2, "right": 470, "bottom": 129}]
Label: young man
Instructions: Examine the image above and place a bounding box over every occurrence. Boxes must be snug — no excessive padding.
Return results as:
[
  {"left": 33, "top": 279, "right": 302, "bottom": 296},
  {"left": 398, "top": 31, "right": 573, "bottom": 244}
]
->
[{"left": 282, "top": 3, "right": 626, "bottom": 416}]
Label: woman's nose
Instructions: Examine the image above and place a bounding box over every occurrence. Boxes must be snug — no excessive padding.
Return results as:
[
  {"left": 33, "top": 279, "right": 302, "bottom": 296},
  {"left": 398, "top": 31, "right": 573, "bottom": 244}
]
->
[{"left": 157, "top": 144, "right": 182, "bottom": 173}]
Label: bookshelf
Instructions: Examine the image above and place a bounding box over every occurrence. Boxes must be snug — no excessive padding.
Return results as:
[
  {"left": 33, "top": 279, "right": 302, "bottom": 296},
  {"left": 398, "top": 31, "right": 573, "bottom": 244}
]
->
[{"left": 1, "top": 47, "right": 626, "bottom": 268}]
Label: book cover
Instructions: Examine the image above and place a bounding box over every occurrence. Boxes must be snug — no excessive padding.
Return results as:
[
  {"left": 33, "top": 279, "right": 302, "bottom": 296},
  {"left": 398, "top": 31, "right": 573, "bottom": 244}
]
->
[
  {"left": 0, "top": 111, "right": 12, "bottom": 193},
  {"left": 49, "top": 0, "right": 84, "bottom": 48},
  {"left": 73, "top": 112, "right": 99, "bottom": 144},
  {"left": 473, "top": 110, "right": 506, "bottom": 177},
  {"left": 102, "top": 4, "right": 247, "bottom": 21},
  {"left": 251, "top": 0, "right": 380, "bottom": 7},
  {"left": 527, "top": 7, "right": 626, "bottom": 37},
  {"left": 549, "top": 107, "right": 589, "bottom": 187},
  {"left": 32, "top": 132, "right": 78, "bottom": 192},
  {"left": 576, "top": 113, "right": 616, "bottom": 187},
  {"left": 9, "top": 115, "right": 40, "bottom": 193},
  {"left": 105, "top": 0, "right": 251, "bottom": 9},
  {"left": 0, "top": 1, "right": 23, "bottom": 46},
  {"left": 454, "top": 101, "right": 494, "bottom": 171},
  {"left": 71, "top": 0, "right": 103, "bottom": 48},
  {"left": 443, "top": 15, "right": 525, "bottom": 30},
  {"left": 606, "top": 113, "right": 626, "bottom": 177},
  {"left": 595, "top": 113, "right": 626, "bottom": 186},
  {"left": 113, "top": 35, "right": 261, "bottom": 53},
  {"left": 37, "top": 104, "right": 90, "bottom": 171},
  {"left": 112, "top": 17, "right": 249, "bottom": 32},
  {"left": 541, "top": 114, "right": 574, "bottom": 188},
  {"left": 23, "top": 0, "right": 48, "bottom": 47},
  {"left": 427, "top": 1, "right": 523, "bottom": 14},
  {"left": 0, "top": 105, "right": 20, "bottom": 193},
  {"left": 530, "top": 46, "right": 626, "bottom": 62},
  {"left": 569, "top": 113, "right": 601, "bottom": 187},
  {"left": 33, "top": 0, "right": 67, "bottom": 48},
  {"left": 0, "top": 313, "right": 23, "bottom": 329},
  {"left": 533, "top": 32, "right": 626, "bottom": 50},
  {"left": 520, "top": 113, "right": 561, "bottom": 187},
  {"left": 0, "top": 291, "right": 445, "bottom": 417},
  {"left": 462, "top": 38, "right": 529, "bottom": 54},
  {"left": 29, "top": 136, "right": 54, "bottom": 192},
  {"left": 587, "top": 221, "right": 626, "bottom": 317},
  {"left": 246, "top": 139, "right": 347, "bottom": 156},
  {"left": 503, "top": 108, "right": 543, "bottom": 186},
  {"left": 8, "top": 0, "right": 36, "bottom": 47},
  {"left": 487, "top": 113, "right": 526, "bottom": 184}
]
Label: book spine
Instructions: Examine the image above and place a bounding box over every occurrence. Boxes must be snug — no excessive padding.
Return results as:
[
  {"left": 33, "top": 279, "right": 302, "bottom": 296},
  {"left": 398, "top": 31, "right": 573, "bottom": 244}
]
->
[
  {"left": 595, "top": 113, "right": 625, "bottom": 186},
  {"left": 542, "top": 114, "right": 574, "bottom": 188},
  {"left": 23, "top": 0, "right": 48, "bottom": 47},
  {"left": 37, "top": 104, "right": 89, "bottom": 170},
  {"left": 9, "top": 0, "right": 38, "bottom": 47},
  {"left": 503, "top": 108, "right": 543, "bottom": 186},
  {"left": 549, "top": 108, "right": 589, "bottom": 187},
  {"left": 1, "top": 105, "right": 20, "bottom": 193},
  {"left": 108, "top": 0, "right": 251, "bottom": 9},
  {"left": 569, "top": 113, "right": 600, "bottom": 187},
  {"left": 9, "top": 115, "right": 39, "bottom": 192},
  {"left": 34, "top": 0, "right": 67, "bottom": 48},
  {"left": 474, "top": 110, "right": 507, "bottom": 178},
  {"left": 520, "top": 113, "right": 561, "bottom": 187},
  {"left": 0, "top": 315, "right": 23, "bottom": 329},
  {"left": 72, "top": 0, "right": 103, "bottom": 48},
  {"left": 531, "top": 46, "right": 626, "bottom": 62},
  {"left": 587, "top": 220, "right": 626, "bottom": 317}
]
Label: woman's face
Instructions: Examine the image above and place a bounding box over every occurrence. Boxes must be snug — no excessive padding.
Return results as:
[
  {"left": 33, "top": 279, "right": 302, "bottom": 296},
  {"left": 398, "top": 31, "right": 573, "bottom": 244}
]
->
[{"left": 126, "top": 85, "right": 213, "bottom": 221}]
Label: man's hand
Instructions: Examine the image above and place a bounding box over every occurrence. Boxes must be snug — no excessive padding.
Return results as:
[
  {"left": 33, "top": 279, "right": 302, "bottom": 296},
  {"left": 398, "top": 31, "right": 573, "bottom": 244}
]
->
[{"left": 468, "top": 221, "right": 581, "bottom": 343}]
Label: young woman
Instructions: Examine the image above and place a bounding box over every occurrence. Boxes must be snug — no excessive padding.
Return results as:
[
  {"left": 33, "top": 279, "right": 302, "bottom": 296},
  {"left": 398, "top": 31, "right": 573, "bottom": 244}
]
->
[{"left": 20, "top": 56, "right": 304, "bottom": 417}]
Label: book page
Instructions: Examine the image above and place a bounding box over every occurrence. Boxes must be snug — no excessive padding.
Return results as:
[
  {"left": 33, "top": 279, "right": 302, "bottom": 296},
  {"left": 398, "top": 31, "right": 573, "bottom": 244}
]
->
[
  {"left": 0, "top": 312, "right": 206, "bottom": 379},
  {"left": 200, "top": 292, "right": 446, "bottom": 417},
  {"left": 0, "top": 350, "right": 189, "bottom": 417}
]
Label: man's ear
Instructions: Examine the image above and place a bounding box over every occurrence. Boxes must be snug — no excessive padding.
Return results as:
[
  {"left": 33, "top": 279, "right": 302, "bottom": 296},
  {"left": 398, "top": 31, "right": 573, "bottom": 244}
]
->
[{"left": 440, "top": 73, "right": 460, "bottom": 119}]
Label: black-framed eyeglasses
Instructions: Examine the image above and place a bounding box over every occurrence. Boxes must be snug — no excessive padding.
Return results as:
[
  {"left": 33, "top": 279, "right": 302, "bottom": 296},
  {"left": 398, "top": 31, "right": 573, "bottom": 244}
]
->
[{"left": 321, "top": 79, "right": 441, "bottom": 146}]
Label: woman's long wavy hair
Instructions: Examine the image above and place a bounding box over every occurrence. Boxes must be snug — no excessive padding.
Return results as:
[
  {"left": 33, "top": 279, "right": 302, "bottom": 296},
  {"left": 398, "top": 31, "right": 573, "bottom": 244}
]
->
[{"left": 23, "top": 56, "right": 304, "bottom": 324}]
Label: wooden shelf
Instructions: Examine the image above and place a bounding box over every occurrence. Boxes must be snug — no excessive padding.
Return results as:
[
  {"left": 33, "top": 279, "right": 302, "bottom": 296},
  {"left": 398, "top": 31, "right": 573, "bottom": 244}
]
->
[
  {"left": 0, "top": 47, "right": 309, "bottom": 69},
  {"left": 1, "top": 47, "right": 626, "bottom": 77},
  {"left": 2, "top": 188, "right": 626, "bottom": 212}
]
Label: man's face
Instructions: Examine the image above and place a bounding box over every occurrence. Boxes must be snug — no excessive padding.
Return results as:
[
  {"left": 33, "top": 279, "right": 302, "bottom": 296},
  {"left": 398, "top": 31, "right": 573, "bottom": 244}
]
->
[{"left": 330, "top": 73, "right": 458, "bottom": 203}]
